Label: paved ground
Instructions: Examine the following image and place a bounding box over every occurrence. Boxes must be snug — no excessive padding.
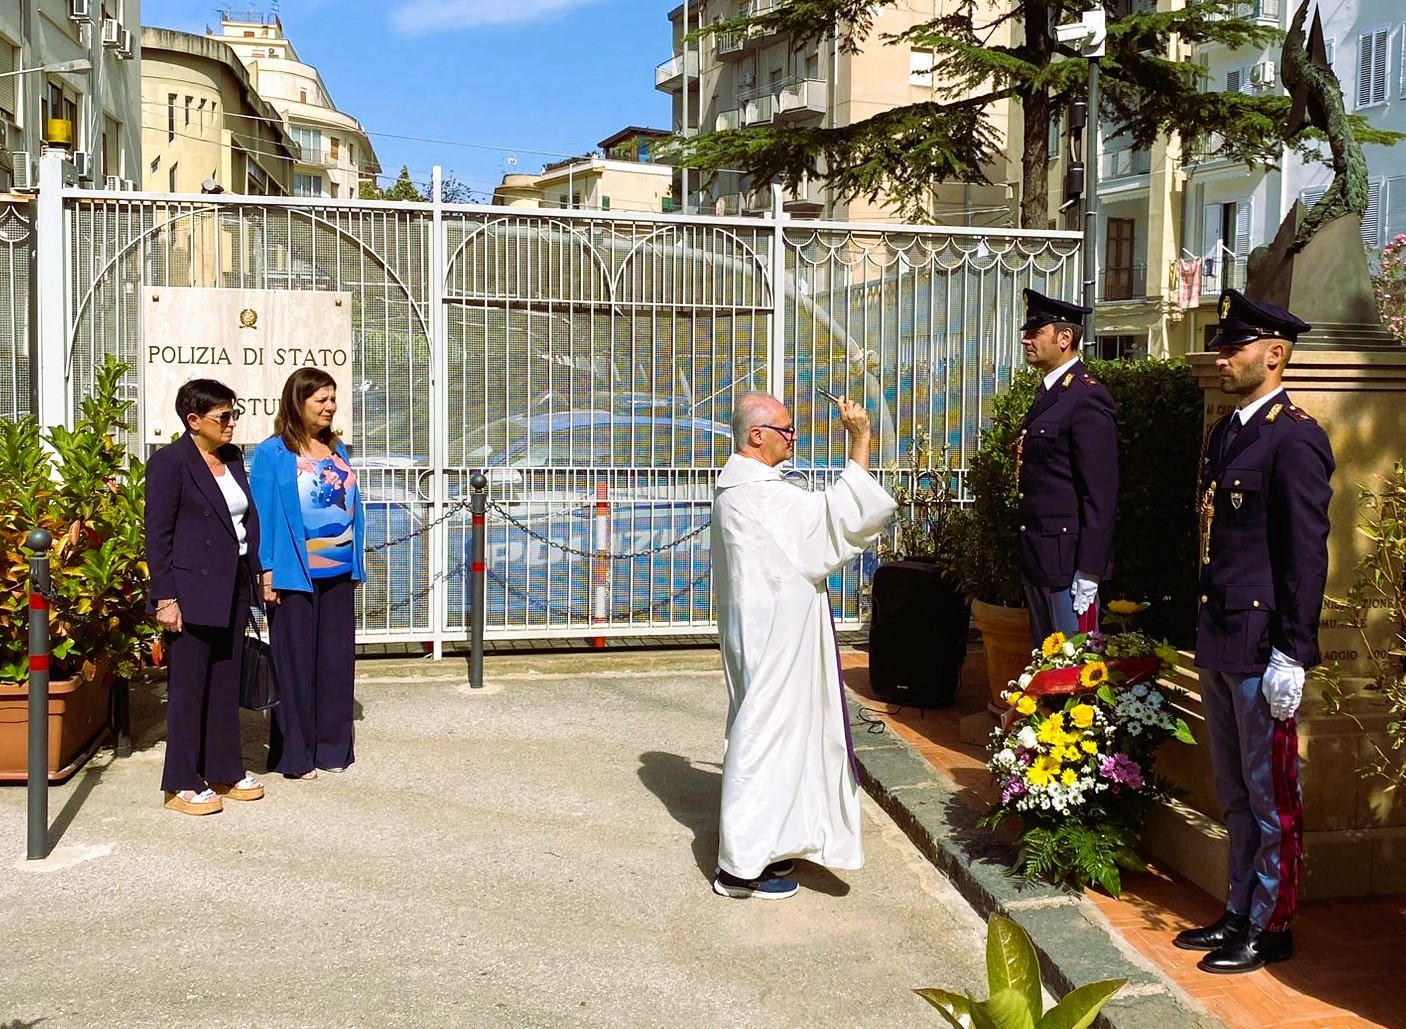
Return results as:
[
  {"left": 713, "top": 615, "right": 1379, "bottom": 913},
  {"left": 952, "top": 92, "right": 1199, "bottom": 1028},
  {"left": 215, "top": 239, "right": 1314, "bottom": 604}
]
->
[{"left": 0, "top": 651, "right": 991, "bottom": 1029}]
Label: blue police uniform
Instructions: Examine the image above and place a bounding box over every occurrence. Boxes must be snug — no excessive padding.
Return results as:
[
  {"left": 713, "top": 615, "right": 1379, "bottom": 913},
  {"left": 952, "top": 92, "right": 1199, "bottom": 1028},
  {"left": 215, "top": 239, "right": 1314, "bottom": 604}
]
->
[
  {"left": 1015, "top": 290, "right": 1119, "bottom": 646},
  {"left": 1178, "top": 288, "right": 1334, "bottom": 974}
]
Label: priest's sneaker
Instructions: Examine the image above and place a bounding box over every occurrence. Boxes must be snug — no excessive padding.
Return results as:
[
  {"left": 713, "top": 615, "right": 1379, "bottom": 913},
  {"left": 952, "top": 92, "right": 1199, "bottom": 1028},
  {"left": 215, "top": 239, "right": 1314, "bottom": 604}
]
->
[
  {"left": 764, "top": 860, "right": 794, "bottom": 877},
  {"left": 1197, "top": 926, "right": 1294, "bottom": 974},
  {"left": 1172, "top": 911, "right": 1249, "bottom": 952},
  {"left": 713, "top": 867, "right": 799, "bottom": 900}
]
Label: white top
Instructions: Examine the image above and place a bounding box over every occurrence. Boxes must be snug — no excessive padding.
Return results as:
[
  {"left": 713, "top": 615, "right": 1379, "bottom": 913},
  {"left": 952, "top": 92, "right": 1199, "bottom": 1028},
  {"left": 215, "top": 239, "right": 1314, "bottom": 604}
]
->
[{"left": 213, "top": 469, "right": 250, "bottom": 556}]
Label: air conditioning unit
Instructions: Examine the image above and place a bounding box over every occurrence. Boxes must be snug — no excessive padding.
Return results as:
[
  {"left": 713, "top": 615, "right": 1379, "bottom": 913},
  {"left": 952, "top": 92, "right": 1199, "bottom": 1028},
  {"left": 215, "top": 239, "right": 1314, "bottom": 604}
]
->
[
  {"left": 71, "top": 149, "right": 91, "bottom": 179},
  {"left": 116, "top": 27, "right": 133, "bottom": 58},
  {"left": 101, "top": 17, "right": 121, "bottom": 47},
  {"left": 69, "top": 0, "right": 93, "bottom": 23},
  {"left": 10, "top": 152, "right": 37, "bottom": 191},
  {"left": 739, "top": 71, "right": 756, "bottom": 87},
  {"left": 104, "top": 174, "right": 122, "bottom": 190},
  {"left": 1250, "top": 59, "right": 1275, "bottom": 87},
  {"left": 121, "top": 178, "right": 136, "bottom": 191}
]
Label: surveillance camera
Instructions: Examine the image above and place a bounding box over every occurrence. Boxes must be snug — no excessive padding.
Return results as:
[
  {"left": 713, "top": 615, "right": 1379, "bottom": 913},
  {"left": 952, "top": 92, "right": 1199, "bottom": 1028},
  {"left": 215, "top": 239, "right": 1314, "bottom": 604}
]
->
[{"left": 1054, "top": 21, "right": 1089, "bottom": 43}]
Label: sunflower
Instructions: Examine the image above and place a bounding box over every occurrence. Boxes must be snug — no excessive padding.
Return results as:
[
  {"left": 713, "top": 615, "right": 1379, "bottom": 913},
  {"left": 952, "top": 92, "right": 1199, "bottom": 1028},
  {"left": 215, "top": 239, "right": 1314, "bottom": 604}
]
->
[
  {"left": 1041, "top": 632, "right": 1067, "bottom": 658},
  {"left": 1079, "top": 661, "right": 1110, "bottom": 688},
  {"left": 1107, "top": 599, "right": 1142, "bottom": 615}
]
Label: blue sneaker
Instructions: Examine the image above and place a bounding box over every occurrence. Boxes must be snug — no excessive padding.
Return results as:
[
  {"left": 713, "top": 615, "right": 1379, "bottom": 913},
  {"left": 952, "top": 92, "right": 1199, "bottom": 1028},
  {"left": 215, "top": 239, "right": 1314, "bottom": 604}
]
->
[
  {"left": 765, "top": 860, "right": 794, "bottom": 878},
  {"left": 713, "top": 867, "right": 799, "bottom": 900}
]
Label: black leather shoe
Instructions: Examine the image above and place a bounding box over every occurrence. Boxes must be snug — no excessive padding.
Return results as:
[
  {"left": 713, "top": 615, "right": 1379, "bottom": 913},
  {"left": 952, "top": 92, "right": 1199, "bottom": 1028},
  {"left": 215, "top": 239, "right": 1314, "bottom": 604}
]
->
[
  {"left": 1173, "top": 912, "right": 1249, "bottom": 952},
  {"left": 1197, "top": 926, "right": 1294, "bottom": 974}
]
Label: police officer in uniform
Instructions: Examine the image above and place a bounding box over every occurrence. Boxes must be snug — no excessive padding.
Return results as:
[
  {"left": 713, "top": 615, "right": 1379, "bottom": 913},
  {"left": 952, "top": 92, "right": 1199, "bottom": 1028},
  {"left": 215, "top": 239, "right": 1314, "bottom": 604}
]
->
[
  {"left": 1173, "top": 288, "right": 1334, "bottom": 974},
  {"left": 1015, "top": 288, "right": 1119, "bottom": 646}
]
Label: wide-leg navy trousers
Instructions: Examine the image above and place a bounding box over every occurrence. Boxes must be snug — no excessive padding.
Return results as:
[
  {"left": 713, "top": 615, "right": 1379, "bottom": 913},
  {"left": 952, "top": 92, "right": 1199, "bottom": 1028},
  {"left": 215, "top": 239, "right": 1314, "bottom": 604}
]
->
[
  {"left": 267, "top": 573, "right": 356, "bottom": 777},
  {"left": 161, "top": 563, "right": 250, "bottom": 793}
]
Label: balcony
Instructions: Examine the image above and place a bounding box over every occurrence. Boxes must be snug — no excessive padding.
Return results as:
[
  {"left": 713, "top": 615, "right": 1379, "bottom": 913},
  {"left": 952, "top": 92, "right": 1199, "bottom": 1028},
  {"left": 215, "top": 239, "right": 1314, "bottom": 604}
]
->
[
  {"left": 655, "top": 51, "right": 699, "bottom": 93},
  {"left": 745, "top": 187, "right": 774, "bottom": 213},
  {"left": 1200, "top": 252, "right": 1247, "bottom": 294},
  {"left": 741, "top": 94, "right": 776, "bottom": 126},
  {"left": 740, "top": 0, "right": 782, "bottom": 48},
  {"left": 1099, "top": 148, "right": 1151, "bottom": 180},
  {"left": 717, "top": 192, "right": 744, "bottom": 216},
  {"left": 782, "top": 177, "right": 825, "bottom": 214},
  {"left": 1099, "top": 262, "right": 1148, "bottom": 302},
  {"left": 716, "top": 31, "right": 747, "bottom": 61},
  {"left": 716, "top": 109, "right": 740, "bottom": 132},
  {"left": 776, "top": 78, "right": 828, "bottom": 121}
]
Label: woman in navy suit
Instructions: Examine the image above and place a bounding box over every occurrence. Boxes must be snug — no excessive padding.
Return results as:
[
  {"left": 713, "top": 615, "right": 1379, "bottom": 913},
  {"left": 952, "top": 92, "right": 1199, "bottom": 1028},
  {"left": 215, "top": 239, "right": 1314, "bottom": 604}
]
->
[{"left": 144, "top": 379, "right": 266, "bottom": 816}]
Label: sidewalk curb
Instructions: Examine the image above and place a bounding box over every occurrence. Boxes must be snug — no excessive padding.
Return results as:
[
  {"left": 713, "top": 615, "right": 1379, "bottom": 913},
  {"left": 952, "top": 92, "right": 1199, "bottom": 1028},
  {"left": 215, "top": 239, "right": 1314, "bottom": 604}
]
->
[{"left": 849, "top": 697, "right": 1227, "bottom": 1029}]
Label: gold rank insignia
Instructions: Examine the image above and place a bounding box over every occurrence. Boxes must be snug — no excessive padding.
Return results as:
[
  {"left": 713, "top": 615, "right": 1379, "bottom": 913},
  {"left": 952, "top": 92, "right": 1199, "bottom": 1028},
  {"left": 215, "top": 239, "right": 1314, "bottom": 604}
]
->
[
  {"left": 1220, "top": 293, "right": 1232, "bottom": 319},
  {"left": 1231, "top": 491, "right": 1243, "bottom": 509},
  {"left": 1264, "top": 402, "right": 1284, "bottom": 423},
  {"left": 1061, "top": 372, "right": 1074, "bottom": 388}
]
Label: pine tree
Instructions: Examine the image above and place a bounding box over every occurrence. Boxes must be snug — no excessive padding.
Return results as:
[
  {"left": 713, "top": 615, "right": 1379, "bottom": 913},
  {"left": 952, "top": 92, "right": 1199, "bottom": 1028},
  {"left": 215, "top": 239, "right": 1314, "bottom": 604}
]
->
[{"left": 675, "top": 0, "right": 1395, "bottom": 227}]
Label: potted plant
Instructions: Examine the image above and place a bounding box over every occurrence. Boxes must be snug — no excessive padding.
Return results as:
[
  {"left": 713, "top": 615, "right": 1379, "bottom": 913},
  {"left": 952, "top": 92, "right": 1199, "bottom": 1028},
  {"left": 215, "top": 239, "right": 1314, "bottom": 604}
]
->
[
  {"left": 0, "top": 358, "right": 153, "bottom": 781},
  {"left": 869, "top": 433, "right": 970, "bottom": 707},
  {"left": 950, "top": 372, "right": 1039, "bottom": 709}
]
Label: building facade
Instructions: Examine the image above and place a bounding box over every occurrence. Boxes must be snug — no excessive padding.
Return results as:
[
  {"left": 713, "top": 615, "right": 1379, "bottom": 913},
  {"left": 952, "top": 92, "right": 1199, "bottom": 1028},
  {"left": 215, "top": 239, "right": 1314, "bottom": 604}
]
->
[
  {"left": 656, "top": 0, "right": 1014, "bottom": 223},
  {"left": 211, "top": 11, "right": 378, "bottom": 200},
  {"left": 493, "top": 127, "right": 675, "bottom": 213},
  {"left": 0, "top": 0, "right": 142, "bottom": 191},
  {"left": 139, "top": 26, "right": 296, "bottom": 195}
]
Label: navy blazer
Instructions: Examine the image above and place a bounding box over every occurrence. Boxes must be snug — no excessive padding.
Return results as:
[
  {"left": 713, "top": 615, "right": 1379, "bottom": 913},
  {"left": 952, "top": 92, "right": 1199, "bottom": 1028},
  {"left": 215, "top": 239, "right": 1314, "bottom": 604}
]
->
[
  {"left": 144, "top": 433, "right": 262, "bottom": 629},
  {"left": 1016, "top": 359, "right": 1119, "bottom": 589},
  {"left": 1194, "top": 389, "right": 1334, "bottom": 675}
]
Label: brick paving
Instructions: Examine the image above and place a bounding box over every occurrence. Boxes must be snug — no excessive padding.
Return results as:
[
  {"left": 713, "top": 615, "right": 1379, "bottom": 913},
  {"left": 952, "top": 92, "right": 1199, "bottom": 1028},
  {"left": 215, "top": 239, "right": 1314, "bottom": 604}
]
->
[{"left": 841, "top": 650, "right": 1406, "bottom": 1029}]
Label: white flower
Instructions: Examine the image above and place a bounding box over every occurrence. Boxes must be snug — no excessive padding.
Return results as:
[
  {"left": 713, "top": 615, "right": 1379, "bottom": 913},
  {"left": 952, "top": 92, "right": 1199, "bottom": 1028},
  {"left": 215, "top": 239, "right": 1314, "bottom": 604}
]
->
[
  {"left": 1017, "top": 726, "right": 1038, "bottom": 749},
  {"left": 1149, "top": 691, "right": 1164, "bottom": 706},
  {"left": 1132, "top": 683, "right": 1148, "bottom": 698},
  {"left": 1018, "top": 673, "right": 1033, "bottom": 689},
  {"left": 1063, "top": 641, "right": 1077, "bottom": 657}
]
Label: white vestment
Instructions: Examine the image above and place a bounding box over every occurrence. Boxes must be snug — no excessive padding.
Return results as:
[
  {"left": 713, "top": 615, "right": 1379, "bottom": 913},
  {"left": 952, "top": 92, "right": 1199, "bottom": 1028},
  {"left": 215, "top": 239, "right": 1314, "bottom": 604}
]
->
[{"left": 711, "top": 454, "right": 896, "bottom": 878}]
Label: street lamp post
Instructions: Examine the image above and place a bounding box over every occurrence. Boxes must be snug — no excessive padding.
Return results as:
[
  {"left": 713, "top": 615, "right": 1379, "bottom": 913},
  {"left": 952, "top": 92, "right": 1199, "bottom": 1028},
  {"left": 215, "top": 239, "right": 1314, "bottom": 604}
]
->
[
  {"left": 0, "top": 58, "right": 92, "bottom": 80},
  {"left": 1056, "top": 11, "right": 1106, "bottom": 340}
]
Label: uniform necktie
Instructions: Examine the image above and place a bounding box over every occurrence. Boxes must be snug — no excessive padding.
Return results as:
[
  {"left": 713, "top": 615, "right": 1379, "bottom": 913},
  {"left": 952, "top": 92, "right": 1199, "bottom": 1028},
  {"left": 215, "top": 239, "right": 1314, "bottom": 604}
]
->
[{"left": 1220, "top": 414, "right": 1242, "bottom": 460}]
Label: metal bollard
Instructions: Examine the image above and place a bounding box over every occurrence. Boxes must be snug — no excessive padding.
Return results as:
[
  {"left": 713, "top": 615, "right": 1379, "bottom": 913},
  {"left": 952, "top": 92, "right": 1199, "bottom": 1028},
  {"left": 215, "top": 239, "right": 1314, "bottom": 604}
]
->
[
  {"left": 25, "top": 528, "right": 53, "bottom": 861},
  {"left": 468, "top": 473, "right": 488, "bottom": 690}
]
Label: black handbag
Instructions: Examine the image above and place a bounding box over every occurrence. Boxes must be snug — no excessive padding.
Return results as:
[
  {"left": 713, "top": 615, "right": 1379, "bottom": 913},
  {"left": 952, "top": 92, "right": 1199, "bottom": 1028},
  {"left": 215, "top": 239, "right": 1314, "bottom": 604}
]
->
[{"left": 240, "top": 607, "right": 280, "bottom": 712}]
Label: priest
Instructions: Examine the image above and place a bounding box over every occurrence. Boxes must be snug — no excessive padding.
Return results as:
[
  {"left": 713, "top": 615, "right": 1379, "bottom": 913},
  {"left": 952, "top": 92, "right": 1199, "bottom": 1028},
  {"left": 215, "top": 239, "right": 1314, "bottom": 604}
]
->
[{"left": 710, "top": 391, "right": 896, "bottom": 900}]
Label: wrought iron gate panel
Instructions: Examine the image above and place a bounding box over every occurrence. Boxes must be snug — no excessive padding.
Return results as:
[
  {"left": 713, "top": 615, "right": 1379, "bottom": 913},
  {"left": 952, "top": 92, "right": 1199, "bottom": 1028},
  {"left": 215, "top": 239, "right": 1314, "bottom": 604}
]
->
[
  {"left": 0, "top": 200, "right": 32, "bottom": 421},
  {"left": 43, "top": 188, "right": 1080, "bottom": 646}
]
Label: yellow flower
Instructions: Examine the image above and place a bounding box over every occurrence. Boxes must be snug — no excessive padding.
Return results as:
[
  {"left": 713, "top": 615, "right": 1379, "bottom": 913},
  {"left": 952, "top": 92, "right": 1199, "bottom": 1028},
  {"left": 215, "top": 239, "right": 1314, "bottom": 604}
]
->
[
  {"left": 1107, "top": 599, "right": 1141, "bottom": 615},
  {"left": 1060, "top": 746, "right": 1081, "bottom": 763},
  {"left": 1005, "top": 691, "right": 1022, "bottom": 707},
  {"left": 1061, "top": 769, "right": 1079, "bottom": 786},
  {"left": 1041, "top": 632, "right": 1067, "bottom": 658},
  {"left": 1081, "top": 739, "right": 1099, "bottom": 754},
  {"left": 1036, "top": 714, "right": 1064, "bottom": 745},
  {"left": 1016, "top": 696, "right": 1037, "bottom": 716},
  {"left": 1069, "top": 704, "right": 1096, "bottom": 729},
  {"left": 1079, "top": 661, "right": 1110, "bottom": 689},
  {"left": 1026, "top": 756, "right": 1060, "bottom": 786}
]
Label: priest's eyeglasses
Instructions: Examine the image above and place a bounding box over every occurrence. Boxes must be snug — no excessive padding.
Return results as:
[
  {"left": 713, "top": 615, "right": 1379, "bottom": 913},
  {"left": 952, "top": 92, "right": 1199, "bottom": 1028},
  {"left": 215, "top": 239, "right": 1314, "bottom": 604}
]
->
[
  {"left": 760, "top": 424, "right": 797, "bottom": 440},
  {"left": 203, "top": 410, "right": 241, "bottom": 426}
]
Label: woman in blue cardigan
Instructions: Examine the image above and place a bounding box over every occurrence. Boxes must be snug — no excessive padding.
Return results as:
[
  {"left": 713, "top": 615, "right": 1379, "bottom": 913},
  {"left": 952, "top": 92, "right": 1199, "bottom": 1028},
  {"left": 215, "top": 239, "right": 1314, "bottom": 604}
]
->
[{"left": 250, "top": 368, "right": 366, "bottom": 779}]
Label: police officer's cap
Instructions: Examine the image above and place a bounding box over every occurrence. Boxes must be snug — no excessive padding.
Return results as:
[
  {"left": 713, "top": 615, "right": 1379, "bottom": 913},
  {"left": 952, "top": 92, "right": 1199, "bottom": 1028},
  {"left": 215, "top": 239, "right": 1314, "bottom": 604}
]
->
[
  {"left": 1021, "top": 288, "right": 1093, "bottom": 333},
  {"left": 1207, "top": 288, "right": 1311, "bottom": 349}
]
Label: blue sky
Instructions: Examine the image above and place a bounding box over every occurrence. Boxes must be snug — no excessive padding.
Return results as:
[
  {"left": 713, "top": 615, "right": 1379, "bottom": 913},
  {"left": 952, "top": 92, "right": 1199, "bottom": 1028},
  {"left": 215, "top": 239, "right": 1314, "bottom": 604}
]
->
[{"left": 139, "top": 0, "right": 673, "bottom": 200}]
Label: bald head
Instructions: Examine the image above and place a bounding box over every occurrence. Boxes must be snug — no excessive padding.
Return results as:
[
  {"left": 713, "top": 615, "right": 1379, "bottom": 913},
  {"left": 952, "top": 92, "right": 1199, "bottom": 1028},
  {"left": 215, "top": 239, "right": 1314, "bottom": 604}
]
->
[
  {"left": 730, "top": 392, "right": 794, "bottom": 466},
  {"left": 731, "top": 392, "right": 782, "bottom": 448}
]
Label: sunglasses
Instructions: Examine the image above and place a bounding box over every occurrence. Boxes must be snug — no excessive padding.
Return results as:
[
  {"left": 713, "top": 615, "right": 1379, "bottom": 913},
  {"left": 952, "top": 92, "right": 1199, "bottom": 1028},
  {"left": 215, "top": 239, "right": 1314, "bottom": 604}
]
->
[
  {"left": 760, "top": 424, "right": 797, "bottom": 440},
  {"left": 202, "top": 409, "right": 241, "bottom": 426}
]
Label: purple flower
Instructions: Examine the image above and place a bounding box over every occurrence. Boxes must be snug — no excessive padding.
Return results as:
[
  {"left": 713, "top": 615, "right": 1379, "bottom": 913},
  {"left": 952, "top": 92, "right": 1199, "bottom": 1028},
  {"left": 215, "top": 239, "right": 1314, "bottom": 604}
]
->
[
  {"left": 1002, "top": 779, "right": 1028, "bottom": 803},
  {"left": 1098, "top": 753, "right": 1145, "bottom": 789},
  {"left": 1085, "top": 631, "right": 1109, "bottom": 654}
]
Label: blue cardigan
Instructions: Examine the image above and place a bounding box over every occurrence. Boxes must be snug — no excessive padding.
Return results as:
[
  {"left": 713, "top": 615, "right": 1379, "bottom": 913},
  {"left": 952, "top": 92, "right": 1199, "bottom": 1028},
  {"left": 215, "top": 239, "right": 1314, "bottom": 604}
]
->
[{"left": 249, "top": 435, "right": 366, "bottom": 593}]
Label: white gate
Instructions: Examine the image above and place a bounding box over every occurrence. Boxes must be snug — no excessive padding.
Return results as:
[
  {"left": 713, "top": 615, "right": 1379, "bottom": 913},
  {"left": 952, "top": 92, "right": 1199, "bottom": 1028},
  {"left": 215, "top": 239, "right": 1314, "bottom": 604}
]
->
[{"left": 10, "top": 168, "right": 1081, "bottom": 651}]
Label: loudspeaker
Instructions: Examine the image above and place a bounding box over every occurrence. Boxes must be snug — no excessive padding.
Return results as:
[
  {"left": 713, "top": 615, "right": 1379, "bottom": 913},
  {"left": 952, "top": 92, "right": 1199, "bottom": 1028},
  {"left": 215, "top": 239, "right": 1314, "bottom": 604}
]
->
[{"left": 868, "top": 560, "right": 970, "bottom": 708}]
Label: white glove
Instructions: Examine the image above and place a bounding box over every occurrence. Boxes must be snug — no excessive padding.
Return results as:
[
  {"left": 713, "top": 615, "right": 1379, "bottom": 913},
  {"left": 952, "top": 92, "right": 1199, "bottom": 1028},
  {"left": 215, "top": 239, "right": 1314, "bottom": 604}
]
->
[
  {"left": 1070, "top": 573, "right": 1099, "bottom": 616},
  {"left": 1262, "top": 647, "right": 1305, "bottom": 721}
]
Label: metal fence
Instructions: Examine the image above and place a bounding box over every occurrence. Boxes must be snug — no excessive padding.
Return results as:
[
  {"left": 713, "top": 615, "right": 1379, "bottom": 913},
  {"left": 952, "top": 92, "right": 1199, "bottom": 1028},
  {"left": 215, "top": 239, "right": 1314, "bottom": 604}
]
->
[{"left": 8, "top": 177, "right": 1081, "bottom": 651}]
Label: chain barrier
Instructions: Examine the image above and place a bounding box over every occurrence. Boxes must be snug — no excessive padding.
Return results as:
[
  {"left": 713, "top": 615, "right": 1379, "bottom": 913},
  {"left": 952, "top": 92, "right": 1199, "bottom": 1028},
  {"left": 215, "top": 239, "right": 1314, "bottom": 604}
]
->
[
  {"left": 484, "top": 566, "right": 712, "bottom": 621},
  {"left": 485, "top": 499, "right": 712, "bottom": 560}
]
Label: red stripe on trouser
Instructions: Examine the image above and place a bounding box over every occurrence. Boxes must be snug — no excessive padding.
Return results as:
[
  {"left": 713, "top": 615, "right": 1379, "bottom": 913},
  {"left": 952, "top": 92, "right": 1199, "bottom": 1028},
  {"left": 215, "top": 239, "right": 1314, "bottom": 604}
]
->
[
  {"left": 1266, "top": 715, "right": 1302, "bottom": 931},
  {"left": 1077, "top": 606, "right": 1098, "bottom": 634}
]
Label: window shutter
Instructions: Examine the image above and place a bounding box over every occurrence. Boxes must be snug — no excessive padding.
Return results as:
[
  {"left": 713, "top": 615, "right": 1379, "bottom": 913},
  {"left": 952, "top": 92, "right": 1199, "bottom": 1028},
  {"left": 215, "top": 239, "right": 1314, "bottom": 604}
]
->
[
  {"left": 0, "top": 43, "right": 14, "bottom": 118},
  {"left": 1234, "top": 199, "right": 1252, "bottom": 256},
  {"left": 1226, "top": 68, "right": 1244, "bottom": 93},
  {"left": 1203, "top": 204, "right": 1223, "bottom": 258},
  {"left": 1359, "top": 29, "right": 1388, "bottom": 106},
  {"left": 1362, "top": 179, "right": 1382, "bottom": 248},
  {"left": 1386, "top": 176, "right": 1406, "bottom": 242}
]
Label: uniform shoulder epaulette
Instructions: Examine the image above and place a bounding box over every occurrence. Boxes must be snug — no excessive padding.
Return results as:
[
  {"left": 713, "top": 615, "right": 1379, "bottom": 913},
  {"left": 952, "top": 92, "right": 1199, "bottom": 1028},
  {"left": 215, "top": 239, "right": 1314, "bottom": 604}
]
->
[
  {"left": 1080, "top": 372, "right": 1099, "bottom": 385},
  {"left": 1283, "top": 403, "right": 1315, "bottom": 423}
]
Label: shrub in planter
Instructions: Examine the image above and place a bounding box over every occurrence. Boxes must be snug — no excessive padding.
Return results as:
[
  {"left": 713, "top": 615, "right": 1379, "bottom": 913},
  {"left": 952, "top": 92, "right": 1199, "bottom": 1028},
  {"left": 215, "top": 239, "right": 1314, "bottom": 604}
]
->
[
  {"left": 950, "top": 358, "right": 1202, "bottom": 648},
  {"left": 0, "top": 358, "right": 153, "bottom": 685}
]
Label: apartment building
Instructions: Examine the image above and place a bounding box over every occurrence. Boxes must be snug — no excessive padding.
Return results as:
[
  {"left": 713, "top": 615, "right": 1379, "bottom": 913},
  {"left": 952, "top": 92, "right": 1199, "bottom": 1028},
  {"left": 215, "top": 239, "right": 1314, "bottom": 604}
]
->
[
  {"left": 140, "top": 26, "right": 296, "bottom": 194},
  {"left": 492, "top": 127, "right": 675, "bottom": 213},
  {"left": 0, "top": 0, "right": 142, "bottom": 191},
  {"left": 211, "top": 11, "right": 378, "bottom": 200},
  {"left": 656, "top": 0, "right": 1014, "bottom": 223},
  {"left": 1054, "top": 0, "right": 1406, "bottom": 359}
]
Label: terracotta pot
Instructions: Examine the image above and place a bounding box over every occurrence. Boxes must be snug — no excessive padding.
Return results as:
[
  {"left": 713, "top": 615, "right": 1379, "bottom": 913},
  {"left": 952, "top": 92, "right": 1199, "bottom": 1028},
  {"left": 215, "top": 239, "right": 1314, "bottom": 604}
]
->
[
  {"left": 0, "top": 663, "right": 112, "bottom": 783},
  {"left": 970, "top": 598, "right": 1032, "bottom": 711}
]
